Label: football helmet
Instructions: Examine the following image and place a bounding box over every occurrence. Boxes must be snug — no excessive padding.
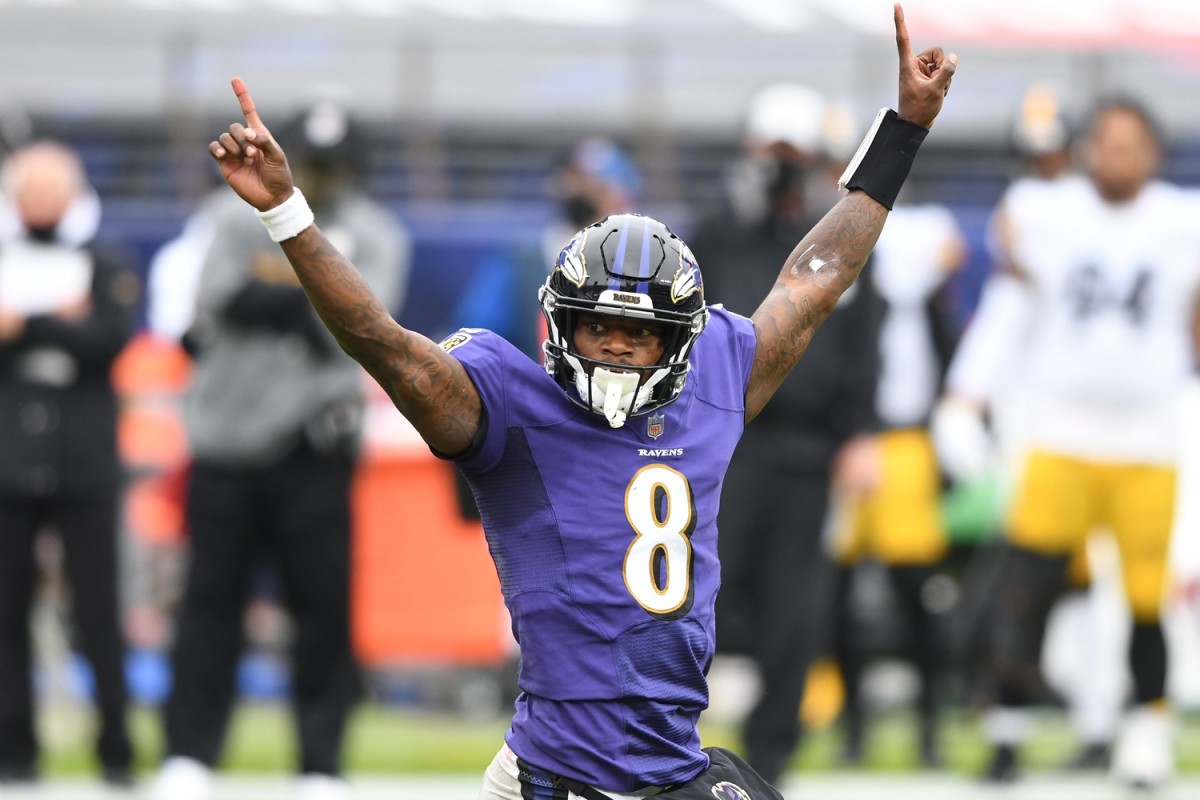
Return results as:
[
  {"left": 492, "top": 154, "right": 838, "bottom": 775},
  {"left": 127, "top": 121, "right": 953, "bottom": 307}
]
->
[
  {"left": 278, "top": 100, "right": 365, "bottom": 176},
  {"left": 540, "top": 213, "right": 709, "bottom": 428}
]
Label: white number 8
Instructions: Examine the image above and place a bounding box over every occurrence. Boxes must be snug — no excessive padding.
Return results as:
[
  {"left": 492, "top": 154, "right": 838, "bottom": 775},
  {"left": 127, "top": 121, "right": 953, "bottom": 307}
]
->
[{"left": 623, "top": 464, "right": 696, "bottom": 618}]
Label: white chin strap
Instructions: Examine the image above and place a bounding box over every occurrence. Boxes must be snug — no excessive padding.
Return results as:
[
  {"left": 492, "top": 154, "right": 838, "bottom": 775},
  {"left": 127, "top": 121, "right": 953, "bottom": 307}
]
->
[{"left": 576, "top": 367, "right": 657, "bottom": 428}]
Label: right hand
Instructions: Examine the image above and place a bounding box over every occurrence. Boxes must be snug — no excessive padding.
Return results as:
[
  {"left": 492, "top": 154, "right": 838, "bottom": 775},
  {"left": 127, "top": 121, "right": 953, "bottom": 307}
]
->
[
  {"left": 832, "top": 435, "right": 884, "bottom": 499},
  {"left": 0, "top": 308, "right": 25, "bottom": 342},
  {"left": 894, "top": 3, "right": 957, "bottom": 129},
  {"left": 209, "top": 77, "right": 295, "bottom": 212}
]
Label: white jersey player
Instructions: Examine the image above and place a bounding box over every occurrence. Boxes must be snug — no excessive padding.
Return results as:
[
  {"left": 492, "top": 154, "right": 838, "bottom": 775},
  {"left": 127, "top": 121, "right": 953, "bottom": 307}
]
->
[{"left": 935, "top": 98, "right": 1199, "bottom": 789}]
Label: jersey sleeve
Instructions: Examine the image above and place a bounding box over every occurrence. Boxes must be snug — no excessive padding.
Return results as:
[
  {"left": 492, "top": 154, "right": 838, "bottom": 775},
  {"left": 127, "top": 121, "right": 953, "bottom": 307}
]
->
[
  {"left": 431, "top": 327, "right": 512, "bottom": 473},
  {"left": 704, "top": 305, "right": 758, "bottom": 401}
]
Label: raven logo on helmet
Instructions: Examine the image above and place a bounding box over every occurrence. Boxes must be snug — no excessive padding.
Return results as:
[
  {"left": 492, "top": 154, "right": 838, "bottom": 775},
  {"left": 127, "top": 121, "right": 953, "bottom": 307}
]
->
[
  {"left": 539, "top": 213, "right": 708, "bottom": 429},
  {"left": 671, "top": 244, "right": 701, "bottom": 304},
  {"left": 554, "top": 230, "right": 589, "bottom": 287}
]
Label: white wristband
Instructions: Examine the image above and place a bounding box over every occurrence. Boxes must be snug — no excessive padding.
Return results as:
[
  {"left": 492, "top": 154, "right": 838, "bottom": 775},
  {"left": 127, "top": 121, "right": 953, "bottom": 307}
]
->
[{"left": 255, "top": 187, "right": 315, "bottom": 242}]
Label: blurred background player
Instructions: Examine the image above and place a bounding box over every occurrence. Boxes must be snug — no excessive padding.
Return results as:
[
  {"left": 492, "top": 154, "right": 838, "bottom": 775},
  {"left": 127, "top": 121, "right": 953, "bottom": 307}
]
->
[
  {"left": 936, "top": 84, "right": 1126, "bottom": 775},
  {"left": 827, "top": 111, "right": 967, "bottom": 765},
  {"left": 145, "top": 187, "right": 243, "bottom": 351},
  {"left": 0, "top": 140, "right": 139, "bottom": 788},
  {"left": 932, "top": 96, "right": 1197, "bottom": 789},
  {"left": 689, "top": 82, "right": 885, "bottom": 786},
  {"left": 1007, "top": 85, "right": 1126, "bottom": 772},
  {"left": 451, "top": 136, "right": 641, "bottom": 362},
  {"left": 150, "top": 99, "right": 410, "bottom": 800}
]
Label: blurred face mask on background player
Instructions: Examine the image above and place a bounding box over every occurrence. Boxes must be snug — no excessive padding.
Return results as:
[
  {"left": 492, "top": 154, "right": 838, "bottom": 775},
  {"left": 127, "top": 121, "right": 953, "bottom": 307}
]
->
[
  {"left": 556, "top": 137, "right": 642, "bottom": 230},
  {"left": 562, "top": 189, "right": 602, "bottom": 229},
  {"left": 7, "top": 142, "right": 84, "bottom": 243}
]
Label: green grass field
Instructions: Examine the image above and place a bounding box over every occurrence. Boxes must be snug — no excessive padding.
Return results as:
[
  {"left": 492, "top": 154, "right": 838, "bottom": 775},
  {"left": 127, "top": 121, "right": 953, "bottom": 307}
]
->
[{"left": 37, "top": 702, "right": 1200, "bottom": 778}]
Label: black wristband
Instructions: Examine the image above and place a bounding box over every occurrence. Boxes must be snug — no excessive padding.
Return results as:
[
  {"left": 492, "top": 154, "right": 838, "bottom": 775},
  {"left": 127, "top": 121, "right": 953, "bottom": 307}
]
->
[{"left": 837, "top": 108, "right": 929, "bottom": 210}]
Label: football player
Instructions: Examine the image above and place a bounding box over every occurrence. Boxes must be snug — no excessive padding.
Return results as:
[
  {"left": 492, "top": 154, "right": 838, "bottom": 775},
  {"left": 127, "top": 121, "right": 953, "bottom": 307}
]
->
[
  {"left": 204, "top": 5, "right": 954, "bottom": 797},
  {"left": 933, "top": 96, "right": 1196, "bottom": 789},
  {"left": 830, "top": 199, "right": 966, "bottom": 768}
]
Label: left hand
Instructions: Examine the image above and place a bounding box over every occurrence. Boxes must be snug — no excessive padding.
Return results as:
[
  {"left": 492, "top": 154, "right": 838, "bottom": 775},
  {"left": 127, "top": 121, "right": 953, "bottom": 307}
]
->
[
  {"left": 53, "top": 296, "right": 91, "bottom": 322},
  {"left": 832, "top": 435, "right": 884, "bottom": 498},
  {"left": 0, "top": 308, "right": 25, "bottom": 341},
  {"left": 894, "top": 3, "right": 957, "bottom": 129}
]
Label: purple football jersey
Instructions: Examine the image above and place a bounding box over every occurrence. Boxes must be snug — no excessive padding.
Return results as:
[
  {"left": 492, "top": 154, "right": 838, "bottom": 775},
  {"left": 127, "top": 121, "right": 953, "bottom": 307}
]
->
[{"left": 439, "top": 306, "right": 756, "bottom": 792}]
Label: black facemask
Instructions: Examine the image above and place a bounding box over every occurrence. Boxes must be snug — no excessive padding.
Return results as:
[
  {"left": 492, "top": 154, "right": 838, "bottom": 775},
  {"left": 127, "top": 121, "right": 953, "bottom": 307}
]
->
[
  {"left": 563, "top": 194, "right": 601, "bottom": 229},
  {"left": 25, "top": 224, "right": 59, "bottom": 244},
  {"left": 766, "top": 159, "right": 809, "bottom": 200}
]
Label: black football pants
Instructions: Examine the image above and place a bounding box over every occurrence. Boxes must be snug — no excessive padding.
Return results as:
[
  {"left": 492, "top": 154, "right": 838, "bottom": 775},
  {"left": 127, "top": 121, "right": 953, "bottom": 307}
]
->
[
  {"left": 163, "top": 442, "right": 359, "bottom": 776},
  {"left": 715, "top": 457, "right": 835, "bottom": 786},
  {"left": 833, "top": 563, "right": 942, "bottom": 747},
  {"left": 0, "top": 492, "right": 131, "bottom": 774}
]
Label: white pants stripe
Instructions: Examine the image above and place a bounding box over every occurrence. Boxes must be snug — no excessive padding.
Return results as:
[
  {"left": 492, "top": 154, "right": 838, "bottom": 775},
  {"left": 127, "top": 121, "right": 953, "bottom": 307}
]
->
[{"left": 478, "top": 743, "right": 658, "bottom": 800}]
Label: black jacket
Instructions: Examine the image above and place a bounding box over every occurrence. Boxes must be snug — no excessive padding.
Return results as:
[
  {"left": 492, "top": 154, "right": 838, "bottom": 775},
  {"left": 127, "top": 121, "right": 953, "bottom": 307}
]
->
[
  {"left": 690, "top": 212, "right": 884, "bottom": 470},
  {"left": 0, "top": 243, "right": 138, "bottom": 499}
]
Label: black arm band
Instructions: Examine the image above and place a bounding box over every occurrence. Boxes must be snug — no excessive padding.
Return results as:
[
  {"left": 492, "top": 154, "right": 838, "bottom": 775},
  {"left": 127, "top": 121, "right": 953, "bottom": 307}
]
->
[{"left": 837, "top": 108, "right": 929, "bottom": 210}]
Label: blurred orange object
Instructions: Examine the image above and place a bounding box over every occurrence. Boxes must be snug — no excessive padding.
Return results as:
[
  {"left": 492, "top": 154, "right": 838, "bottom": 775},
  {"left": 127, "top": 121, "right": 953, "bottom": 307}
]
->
[
  {"left": 351, "top": 449, "right": 508, "bottom": 666},
  {"left": 112, "top": 332, "right": 192, "bottom": 468},
  {"left": 111, "top": 331, "right": 192, "bottom": 397}
]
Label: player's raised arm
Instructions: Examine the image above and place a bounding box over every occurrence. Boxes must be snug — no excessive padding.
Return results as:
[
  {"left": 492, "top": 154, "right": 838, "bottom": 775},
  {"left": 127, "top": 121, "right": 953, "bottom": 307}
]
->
[
  {"left": 209, "top": 77, "right": 481, "bottom": 455},
  {"left": 744, "top": 3, "right": 956, "bottom": 421}
]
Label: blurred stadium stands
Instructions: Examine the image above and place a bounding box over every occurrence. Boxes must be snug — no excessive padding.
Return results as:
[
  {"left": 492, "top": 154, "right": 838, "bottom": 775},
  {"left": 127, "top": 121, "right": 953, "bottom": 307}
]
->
[
  {"left": 27, "top": 115, "right": 1200, "bottom": 340},
  {"left": 5, "top": 0, "right": 1200, "bottom": 336}
]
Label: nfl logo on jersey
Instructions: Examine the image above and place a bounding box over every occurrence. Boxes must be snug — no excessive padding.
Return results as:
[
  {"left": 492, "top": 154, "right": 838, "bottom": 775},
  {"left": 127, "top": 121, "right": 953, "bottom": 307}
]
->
[{"left": 647, "top": 412, "right": 665, "bottom": 440}]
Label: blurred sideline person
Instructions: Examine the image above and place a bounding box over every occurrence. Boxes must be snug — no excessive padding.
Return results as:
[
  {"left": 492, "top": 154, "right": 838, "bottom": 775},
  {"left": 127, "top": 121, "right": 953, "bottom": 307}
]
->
[
  {"left": 829, "top": 193, "right": 966, "bottom": 768},
  {"left": 150, "top": 101, "right": 409, "bottom": 800},
  {"left": 146, "top": 188, "right": 244, "bottom": 348},
  {"left": 931, "top": 97, "right": 1195, "bottom": 789},
  {"left": 452, "top": 137, "right": 641, "bottom": 362},
  {"left": 688, "top": 82, "right": 885, "bottom": 785},
  {"left": 937, "top": 85, "right": 1125, "bottom": 773},
  {"left": 1006, "top": 85, "right": 1125, "bottom": 771},
  {"left": 124, "top": 187, "right": 244, "bottom": 684},
  {"left": 0, "top": 141, "right": 139, "bottom": 787},
  {"left": 202, "top": 6, "right": 954, "bottom": 797},
  {"left": 0, "top": 150, "right": 102, "bottom": 250}
]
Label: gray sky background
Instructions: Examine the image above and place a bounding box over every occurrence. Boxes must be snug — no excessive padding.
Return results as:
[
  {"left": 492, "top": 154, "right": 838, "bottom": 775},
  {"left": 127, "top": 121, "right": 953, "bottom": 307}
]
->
[{"left": 3, "top": 0, "right": 1200, "bottom": 144}]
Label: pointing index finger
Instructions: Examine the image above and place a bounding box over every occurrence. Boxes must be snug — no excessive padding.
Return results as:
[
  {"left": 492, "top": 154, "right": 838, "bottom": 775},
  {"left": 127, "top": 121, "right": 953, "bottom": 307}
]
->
[
  {"left": 231, "top": 77, "right": 264, "bottom": 130},
  {"left": 894, "top": 3, "right": 913, "bottom": 64}
]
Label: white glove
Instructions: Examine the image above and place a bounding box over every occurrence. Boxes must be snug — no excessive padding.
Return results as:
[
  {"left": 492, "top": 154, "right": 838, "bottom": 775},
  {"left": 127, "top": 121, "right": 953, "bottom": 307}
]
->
[{"left": 930, "top": 396, "right": 995, "bottom": 483}]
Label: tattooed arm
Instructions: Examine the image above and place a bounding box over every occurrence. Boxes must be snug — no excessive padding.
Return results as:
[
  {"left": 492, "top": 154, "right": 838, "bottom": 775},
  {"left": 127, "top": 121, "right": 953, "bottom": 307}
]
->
[
  {"left": 746, "top": 3, "right": 956, "bottom": 422},
  {"left": 209, "top": 78, "right": 480, "bottom": 455},
  {"left": 278, "top": 228, "right": 480, "bottom": 453}
]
